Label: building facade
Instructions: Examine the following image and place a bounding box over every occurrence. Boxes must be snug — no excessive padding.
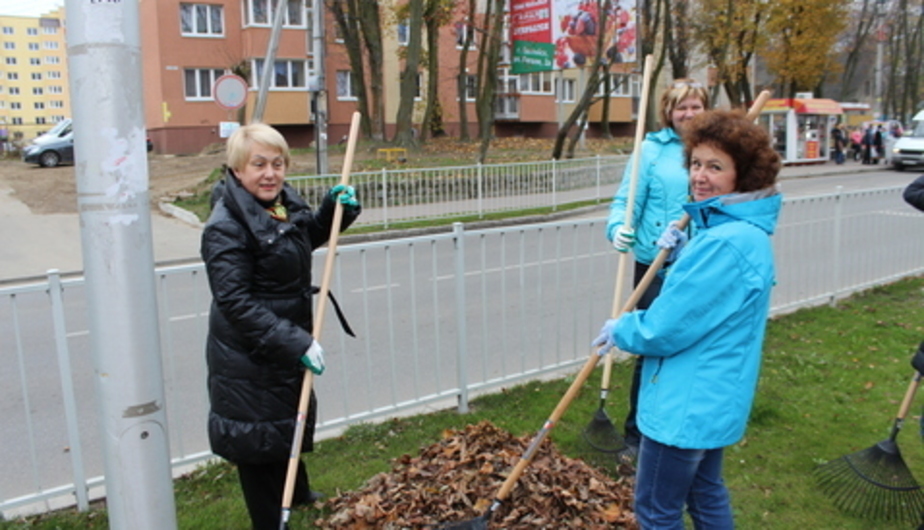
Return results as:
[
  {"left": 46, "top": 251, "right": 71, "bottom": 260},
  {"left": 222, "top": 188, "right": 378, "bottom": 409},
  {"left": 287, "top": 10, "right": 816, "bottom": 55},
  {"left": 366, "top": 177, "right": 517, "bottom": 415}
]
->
[{"left": 0, "top": 8, "right": 69, "bottom": 146}]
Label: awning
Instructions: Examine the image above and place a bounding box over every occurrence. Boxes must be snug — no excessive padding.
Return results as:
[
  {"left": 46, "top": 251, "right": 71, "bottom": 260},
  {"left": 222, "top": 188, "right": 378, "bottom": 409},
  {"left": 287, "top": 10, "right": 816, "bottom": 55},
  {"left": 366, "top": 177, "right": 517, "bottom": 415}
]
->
[{"left": 761, "top": 98, "right": 843, "bottom": 115}]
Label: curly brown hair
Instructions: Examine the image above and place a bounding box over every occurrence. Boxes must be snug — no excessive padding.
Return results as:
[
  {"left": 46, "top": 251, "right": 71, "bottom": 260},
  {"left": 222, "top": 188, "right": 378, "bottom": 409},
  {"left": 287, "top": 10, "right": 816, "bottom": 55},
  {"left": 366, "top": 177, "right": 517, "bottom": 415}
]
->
[{"left": 682, "top": 109, "right": 781, "bottom": 193}]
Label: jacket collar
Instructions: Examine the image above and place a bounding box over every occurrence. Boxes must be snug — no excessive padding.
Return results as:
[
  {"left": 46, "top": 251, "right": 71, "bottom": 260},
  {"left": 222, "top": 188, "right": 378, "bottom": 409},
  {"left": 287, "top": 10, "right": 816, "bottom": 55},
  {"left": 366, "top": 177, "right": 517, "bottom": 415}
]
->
[
  {"left": 220, "top": 169, "right": 307, "bottom": 242},
  {"left": 683, "top": 187, "right": 782, "bottom": 235},
  {"left": 647, "top": 126, "right": 681, "bottom": 144}
]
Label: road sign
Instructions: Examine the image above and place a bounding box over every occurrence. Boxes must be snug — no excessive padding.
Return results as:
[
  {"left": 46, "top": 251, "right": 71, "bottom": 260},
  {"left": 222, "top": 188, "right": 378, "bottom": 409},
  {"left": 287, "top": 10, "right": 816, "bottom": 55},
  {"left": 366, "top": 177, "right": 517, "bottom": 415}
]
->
[{"left": 213, "top": 74, "right": 248, "bottom": 110}]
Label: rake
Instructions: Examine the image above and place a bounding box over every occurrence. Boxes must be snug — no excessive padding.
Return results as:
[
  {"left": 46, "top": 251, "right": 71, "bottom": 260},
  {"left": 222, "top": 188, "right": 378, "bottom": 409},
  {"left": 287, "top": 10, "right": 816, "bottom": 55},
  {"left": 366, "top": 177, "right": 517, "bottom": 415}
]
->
[{"left": 814, "top": 370, "right": 924, "bottom": 523}]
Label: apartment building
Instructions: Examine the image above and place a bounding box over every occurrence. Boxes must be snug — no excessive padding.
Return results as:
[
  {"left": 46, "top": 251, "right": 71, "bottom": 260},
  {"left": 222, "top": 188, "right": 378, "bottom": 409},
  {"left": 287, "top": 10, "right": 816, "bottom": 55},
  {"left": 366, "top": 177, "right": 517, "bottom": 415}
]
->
[
  {"left": 0, "top": 7, "right": 69, "bottom": 145},
  {"left": 138, "top": 0, "right": 640, "bottom": 155}
]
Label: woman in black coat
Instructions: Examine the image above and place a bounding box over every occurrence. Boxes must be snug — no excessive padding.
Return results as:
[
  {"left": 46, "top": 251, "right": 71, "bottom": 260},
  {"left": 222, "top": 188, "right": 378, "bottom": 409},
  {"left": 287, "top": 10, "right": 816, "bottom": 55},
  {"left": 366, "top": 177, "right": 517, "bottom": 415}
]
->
[
  {"left": 905, "top": 175, "right": 924, "bottom": 212},
  {"left": 201, "top": 123, "right": 360, "bottom": 529}
]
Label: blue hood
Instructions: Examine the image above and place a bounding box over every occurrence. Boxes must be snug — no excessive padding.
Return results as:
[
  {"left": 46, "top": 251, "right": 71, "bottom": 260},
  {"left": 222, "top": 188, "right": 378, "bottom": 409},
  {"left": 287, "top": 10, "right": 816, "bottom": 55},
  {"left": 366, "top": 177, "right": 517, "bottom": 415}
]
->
[{"left": 684, "top": 188, "right": 781, "bottom": 236}]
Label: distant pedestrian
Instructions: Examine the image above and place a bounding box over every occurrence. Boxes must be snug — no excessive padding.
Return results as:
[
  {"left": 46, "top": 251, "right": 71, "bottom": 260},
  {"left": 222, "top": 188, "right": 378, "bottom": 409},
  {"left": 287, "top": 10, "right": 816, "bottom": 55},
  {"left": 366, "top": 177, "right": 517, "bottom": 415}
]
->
[
  {"left": 850, "top": 127, "right": 863, "bottom": 161},
  {"left": 831, "top": 124, "right": 846, "bottom": 165},
  {"left": 874, "top": 125, "right": 884, "bottom": 164},
  {"left": 862, "top": 126, "right": 875, "bottom": 165}
]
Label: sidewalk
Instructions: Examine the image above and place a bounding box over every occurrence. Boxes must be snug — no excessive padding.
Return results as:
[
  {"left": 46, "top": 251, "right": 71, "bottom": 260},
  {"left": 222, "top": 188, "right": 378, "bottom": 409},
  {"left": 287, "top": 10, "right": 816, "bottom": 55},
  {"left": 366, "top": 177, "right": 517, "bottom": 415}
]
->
[{"left": 0, "top": 160, "right": 882, "bottom": 285}]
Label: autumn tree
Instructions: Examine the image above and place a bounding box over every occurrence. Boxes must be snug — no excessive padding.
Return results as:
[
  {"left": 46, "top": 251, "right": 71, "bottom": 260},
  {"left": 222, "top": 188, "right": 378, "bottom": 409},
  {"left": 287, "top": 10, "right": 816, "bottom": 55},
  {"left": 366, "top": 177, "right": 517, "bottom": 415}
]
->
[
  {"left": 456, "top": 0, "right": 477, "bottom": 140},
  {"left": 762, "top": 0, "right": 848, "bottom": 96},
  {"left": 834, "top": 0, "right": 882, "bottom": 101},
  {"left": 474, "top": 0, "right": 505, "bottom": 162},
  {"left": 690, "top": 0, "right": 768, "bottom": 108},
  {"left": 420, "top": 0, "right": 455, "bottom": 141},
  {"left": 884, "top": 0, "right": 923, "bottom": 122},
  {"left": 328, "top": 0, "right": 386, "bottom": 140}
]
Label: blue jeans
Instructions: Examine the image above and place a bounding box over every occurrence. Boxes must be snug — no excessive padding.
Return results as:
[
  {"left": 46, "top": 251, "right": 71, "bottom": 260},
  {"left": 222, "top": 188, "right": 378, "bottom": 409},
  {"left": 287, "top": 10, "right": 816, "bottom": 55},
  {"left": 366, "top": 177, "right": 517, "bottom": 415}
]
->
[{"left": 634, "top": 436, "right": 734, "bottom": 529}]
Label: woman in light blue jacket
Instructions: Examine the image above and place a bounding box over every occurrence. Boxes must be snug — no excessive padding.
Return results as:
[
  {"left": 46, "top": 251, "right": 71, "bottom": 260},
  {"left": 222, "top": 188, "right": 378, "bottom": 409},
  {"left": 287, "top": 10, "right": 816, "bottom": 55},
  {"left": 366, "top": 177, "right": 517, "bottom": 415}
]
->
[
  {"left": 595, "top": 109, "right": 782, "bottom": 529},
  {"left": 605, "top": 79, "right": 710, "bottom": 457}
]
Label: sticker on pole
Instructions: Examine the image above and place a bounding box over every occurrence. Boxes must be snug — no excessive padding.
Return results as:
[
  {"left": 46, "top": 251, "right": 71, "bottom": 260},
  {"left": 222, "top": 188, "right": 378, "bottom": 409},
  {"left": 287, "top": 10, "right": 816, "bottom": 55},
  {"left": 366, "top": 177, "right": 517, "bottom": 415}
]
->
[{"left": 213, "top": 74, "right": 248, "bottom": 110}]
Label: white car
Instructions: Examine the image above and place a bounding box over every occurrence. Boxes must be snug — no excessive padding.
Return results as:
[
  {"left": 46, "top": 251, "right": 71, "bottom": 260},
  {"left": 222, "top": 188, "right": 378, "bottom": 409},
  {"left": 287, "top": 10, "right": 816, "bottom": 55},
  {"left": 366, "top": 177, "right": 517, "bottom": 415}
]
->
[{"left": 891, "top": 111, "right": 924, "bottom": 171}]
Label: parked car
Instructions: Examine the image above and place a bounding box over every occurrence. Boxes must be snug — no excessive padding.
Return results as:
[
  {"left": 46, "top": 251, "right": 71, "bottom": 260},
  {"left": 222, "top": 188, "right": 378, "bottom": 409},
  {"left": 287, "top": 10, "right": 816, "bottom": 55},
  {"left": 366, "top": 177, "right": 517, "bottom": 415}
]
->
[
  {"left": 22, "top": 119, "right": 74, "bottom": 167},
  {"left": 22, "top": 120, "right": 154, "bottom": 166},
  {"left": 890, "top": 111, "right": 924, "bottom": 170}
]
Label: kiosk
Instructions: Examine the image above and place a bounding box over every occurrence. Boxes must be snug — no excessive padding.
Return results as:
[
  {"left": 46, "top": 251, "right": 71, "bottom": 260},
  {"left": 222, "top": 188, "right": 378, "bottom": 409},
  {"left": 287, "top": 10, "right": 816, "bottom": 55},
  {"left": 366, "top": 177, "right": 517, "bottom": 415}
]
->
[{"left": 758, "top": 98, "right": 843, "bottom": 164}]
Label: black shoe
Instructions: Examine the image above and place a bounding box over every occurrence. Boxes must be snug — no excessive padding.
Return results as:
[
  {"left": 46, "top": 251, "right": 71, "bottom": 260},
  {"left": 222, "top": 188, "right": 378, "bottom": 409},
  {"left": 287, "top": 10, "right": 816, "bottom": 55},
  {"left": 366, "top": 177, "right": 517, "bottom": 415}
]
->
[
  {"left": 293, "top": 490, "right": 325, "bottom": 507},
  {"left": 616, "top": 445, "right": 638, "bottom": 466}
]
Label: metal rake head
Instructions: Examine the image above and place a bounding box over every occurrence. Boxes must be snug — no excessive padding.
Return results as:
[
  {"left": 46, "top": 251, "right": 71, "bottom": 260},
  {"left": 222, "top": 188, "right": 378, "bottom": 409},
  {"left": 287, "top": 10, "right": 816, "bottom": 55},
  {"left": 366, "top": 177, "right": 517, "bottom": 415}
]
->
[{"left": 815, "top": 439, "right": 924, "bottom": 523}]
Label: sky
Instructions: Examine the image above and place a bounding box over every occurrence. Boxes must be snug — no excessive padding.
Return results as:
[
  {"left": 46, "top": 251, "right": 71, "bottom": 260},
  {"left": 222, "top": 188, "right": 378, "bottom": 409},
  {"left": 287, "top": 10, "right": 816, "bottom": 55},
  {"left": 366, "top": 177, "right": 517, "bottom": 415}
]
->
[{"left": 0, "top": 0, "right": 64, "bottom": 17}]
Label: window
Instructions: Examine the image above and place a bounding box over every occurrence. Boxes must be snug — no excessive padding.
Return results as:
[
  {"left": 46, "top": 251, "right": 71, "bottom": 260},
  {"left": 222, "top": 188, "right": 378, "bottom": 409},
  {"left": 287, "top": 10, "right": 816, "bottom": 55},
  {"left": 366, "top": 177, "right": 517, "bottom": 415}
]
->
[
  {"left": 50, "top": 100, "right": 64, "bottom": 108},
  {"left": 27, "top": 28, "right": 38, "bottom": 36},
  {"left": 335, "top": 70, "right": 357, "bottom": 99},
  {"left": 521, "top": 72, "right": 552, "bottom": 94},
  {"left": 28, "top": 42, "right": 39, "bottom": 50},
  {"left": 455, "top": 20, "right": 476, "bottom": 48},
  {"left": 252, "top": 59, "right": 306, "bottom": 88},
  {"left": 48, "top": 86, "right": 62, "bottom": 94},
  {"left": 9, "top": 87, "right": 19, "bottom": 94},
  {"left": 12, "top": 117, "right": 22, "bottom": 125},
  {"left": 11, "top": 102, "right": 21, "bottom": 109},
  {"left": 43, "top": 27, "right": 57, "bottom": 35},
  {"left": 30, "top": 58, "right": 41, "bottom": 66},
  {"left": 2, "top": 27, "right": 13, "bottom": 35},
  {"left": 555, "top": 78, "right": 575, "bottom": 103},
  {"left": 460, "top": 74, "right": 477, "bottom": 100},
  {"left": 47, "top": 71, "right": 61, "bottom": 79},
  {"left": 45, "top": 56, "right": 60, "bottom": 64},
  {"left": 31, "top": 73, "right": 42, "bottom": 81},
  {"left": 36, "top": 117, "right": 46, "bottom": 124},
  {"left": 180, "top": 3, "right": 224, "bottom": 36},
  {"left": 0, "top": 101, "right": 4, "bottom": 109},
  {"left": 43, "top": 41, "right": 59, "bottom": 49},
  {"left": 51, "top": 115, "right": 65, "bottom": 122},
  {"left": 246, "top": 0, "right": 305, "bottom": 27},
  {"left": 34, "top": 102, "right": 44, "bottom": 109},
  {"left": 5, "top": 57, "right": 15, "bottom": 65},
  {"left": 597, "top": 73, "right": 632, "bottom": 97},
  {"left": 7, "top": 72, "right": 17, "bottom": 80},
  {"left": 3, "top": 42, "right": 14, "bottom": 50},
  {"left": 32, "top": 87, "right": 43, "bottom": 95},
  {"left": 397, "top": 20, "right": 409, "bottom": 46},
  {"left": 184, "top": 67, "right": 225, "bottom": 99}
]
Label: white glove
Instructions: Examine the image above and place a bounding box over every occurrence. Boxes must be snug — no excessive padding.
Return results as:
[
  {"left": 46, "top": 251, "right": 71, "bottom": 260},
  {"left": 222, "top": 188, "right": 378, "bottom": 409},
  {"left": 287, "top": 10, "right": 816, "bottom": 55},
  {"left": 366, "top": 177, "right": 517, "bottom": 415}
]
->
[
  {"left": 300, "top": 340, "right": 326, "bottom": 375},
  {"left": 656, "top": 221, "right": 688, "bottom": 262},
  {"left": 613, "top": 227, "right": 636, "bottom": 253},
  {"left": 592, "top": 319, "right": 618, "bottom": 355}
]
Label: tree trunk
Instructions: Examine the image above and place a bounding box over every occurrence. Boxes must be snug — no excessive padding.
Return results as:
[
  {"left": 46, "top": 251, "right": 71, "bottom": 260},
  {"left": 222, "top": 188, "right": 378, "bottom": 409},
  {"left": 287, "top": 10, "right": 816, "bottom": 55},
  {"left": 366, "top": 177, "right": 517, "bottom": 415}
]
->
[
  {"left": 457, "top": 0, "right": 476, "bottom": 141},
  {"left": 394, "top": 0, "right": 424, "bottom": 146},
  {"left": 476, "top": 0, "right": 505, "bottom": 163},
  {"left": 355, "top": 0, "right": 385, "bottom": 140},
  {"left": 328, "top": 0, "right": 372, "bottom": 138}
]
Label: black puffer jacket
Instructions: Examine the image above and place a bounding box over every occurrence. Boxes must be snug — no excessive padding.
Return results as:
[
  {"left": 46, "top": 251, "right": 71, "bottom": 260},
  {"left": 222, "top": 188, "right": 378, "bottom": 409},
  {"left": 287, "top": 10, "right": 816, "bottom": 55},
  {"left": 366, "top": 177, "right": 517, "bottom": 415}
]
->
[
  {"left": 201, "top": 170, "right": 359, "bottom": 464},
  {"left": 905, "top": 175, "right": 924, "bottom": 212}
]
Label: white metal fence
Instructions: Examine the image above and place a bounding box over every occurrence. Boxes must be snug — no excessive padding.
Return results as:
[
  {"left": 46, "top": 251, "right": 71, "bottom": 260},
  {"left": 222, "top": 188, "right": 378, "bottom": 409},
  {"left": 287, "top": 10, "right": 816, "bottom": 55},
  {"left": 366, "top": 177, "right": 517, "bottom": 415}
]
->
[
  {"left": 286, "top": 155, "right": 628, "bottom": 228},
  {"left": 2, "top": 186, "right": 923, "bottom": 518}
]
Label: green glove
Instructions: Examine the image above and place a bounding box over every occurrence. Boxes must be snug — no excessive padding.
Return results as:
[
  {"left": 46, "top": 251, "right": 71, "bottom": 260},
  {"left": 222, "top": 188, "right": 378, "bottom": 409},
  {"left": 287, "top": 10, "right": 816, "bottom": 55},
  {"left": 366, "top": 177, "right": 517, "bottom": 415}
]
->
[
  {"left": 330, "top": 184, "right": 359, "bottom": 210},
  {"left": 300, "top": 340, "right": 326, "bottom": 376}
]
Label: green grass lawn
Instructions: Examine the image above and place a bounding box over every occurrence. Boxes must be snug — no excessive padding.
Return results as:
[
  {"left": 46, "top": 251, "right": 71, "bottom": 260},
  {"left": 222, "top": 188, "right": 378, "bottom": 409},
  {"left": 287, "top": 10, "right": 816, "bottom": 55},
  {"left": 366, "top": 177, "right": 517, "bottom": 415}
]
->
[{"left": 4, "top": 277, "right": 924, "bottom": 529}]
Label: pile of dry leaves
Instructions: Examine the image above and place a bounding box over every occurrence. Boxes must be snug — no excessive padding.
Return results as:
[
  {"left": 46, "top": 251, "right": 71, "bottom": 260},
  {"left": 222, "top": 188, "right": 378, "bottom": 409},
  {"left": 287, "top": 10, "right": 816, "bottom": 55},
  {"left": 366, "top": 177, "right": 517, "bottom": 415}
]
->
[{"left": 316, "top": 420, "right": 637, "bottom": 529}]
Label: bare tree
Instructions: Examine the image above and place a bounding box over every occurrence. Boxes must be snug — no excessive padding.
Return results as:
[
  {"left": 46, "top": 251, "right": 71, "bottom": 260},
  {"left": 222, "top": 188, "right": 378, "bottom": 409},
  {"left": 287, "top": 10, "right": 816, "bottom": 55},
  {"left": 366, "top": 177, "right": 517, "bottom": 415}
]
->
[
  {"left": 420, "top": 0, "right": 455, "bottom": 141},
  {"left": 456, "top": 0, "right": 477, "bottom": 141},
  {"left": 394, "top": 0, "right": 425, "bottom": 146},
  {"left": 328, "top": 0, "right": 386, "bottom": 140},
  {"left": 475, "top": 0, "right": 505, "bottom": 162}
]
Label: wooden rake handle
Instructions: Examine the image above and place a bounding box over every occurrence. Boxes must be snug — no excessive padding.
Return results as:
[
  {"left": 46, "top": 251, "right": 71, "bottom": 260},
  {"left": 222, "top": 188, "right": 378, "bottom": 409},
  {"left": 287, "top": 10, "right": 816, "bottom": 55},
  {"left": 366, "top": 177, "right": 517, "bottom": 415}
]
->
[
  {"left": 600, "top": 54, "right": 655, "bottom": 393},
  {"left": 279, "top": 111, "right": 362, "bottom": 528}
]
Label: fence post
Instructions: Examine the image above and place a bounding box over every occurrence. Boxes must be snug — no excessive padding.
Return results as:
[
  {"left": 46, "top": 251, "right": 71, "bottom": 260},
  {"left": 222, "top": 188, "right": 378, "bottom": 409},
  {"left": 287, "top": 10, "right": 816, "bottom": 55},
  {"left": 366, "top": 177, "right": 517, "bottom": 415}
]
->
[
  {"left": 830, "top": 186, "right": 843, "bottom": 306},
  {"left": 477, "top": 162, "right": 484, "bottom": 219},
  {"left": 595, "top": 154, "right": 602, "bottom": 202},
  {"left": 453, "top": 222, "right": 470, "bottom": 413},
  {"left": 381, "top": 167, "right": 389, "bottom": 230},
  {"left": 551, "top": 158, "right": 558, "bottom": 212},
  {"left": 47, "top": 269, "right": 90, "bottom": 511}
]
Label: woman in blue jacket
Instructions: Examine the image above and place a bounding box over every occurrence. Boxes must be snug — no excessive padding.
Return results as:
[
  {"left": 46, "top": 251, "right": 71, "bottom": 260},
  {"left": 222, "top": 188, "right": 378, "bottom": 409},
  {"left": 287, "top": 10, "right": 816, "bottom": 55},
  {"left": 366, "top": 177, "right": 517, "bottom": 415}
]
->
[
  {"left": 595, "top": 109, "right": 782, "bottom": 529},
  {"left": 605, "top": 79, "right": 710, "bottom": 459}
]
